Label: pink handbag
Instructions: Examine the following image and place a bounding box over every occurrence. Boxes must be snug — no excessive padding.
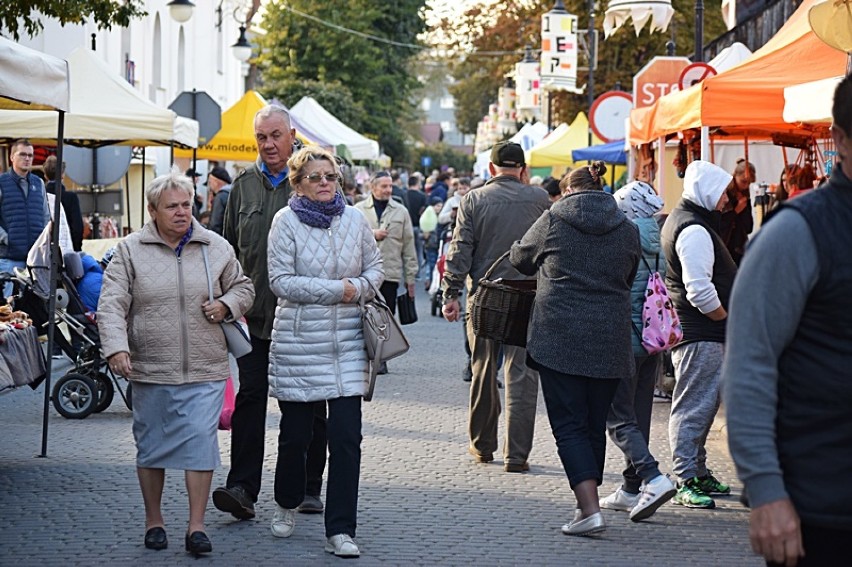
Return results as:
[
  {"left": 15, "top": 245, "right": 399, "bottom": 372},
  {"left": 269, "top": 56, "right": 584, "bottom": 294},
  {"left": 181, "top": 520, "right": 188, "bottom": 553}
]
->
[{"left": 218, "top": 377, "right": 236, "bottom": 431}]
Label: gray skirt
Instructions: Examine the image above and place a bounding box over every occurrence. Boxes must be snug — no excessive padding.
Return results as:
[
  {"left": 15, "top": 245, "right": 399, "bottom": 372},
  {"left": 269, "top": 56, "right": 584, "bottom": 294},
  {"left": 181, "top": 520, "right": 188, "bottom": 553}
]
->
[{"left": 131, "top": 380, "right": 225, "bottom": 470}]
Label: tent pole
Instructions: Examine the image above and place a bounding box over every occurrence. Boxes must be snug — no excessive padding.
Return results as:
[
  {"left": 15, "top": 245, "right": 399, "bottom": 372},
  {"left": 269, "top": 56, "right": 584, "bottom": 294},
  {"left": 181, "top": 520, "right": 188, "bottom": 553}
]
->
[
  {"left": 39, "top": 111, "right": 66, "bottom": 458},
  {"left": 124, "top": 170, "right": 131, "bottom": 234},
  {"left": 141, "top": 148, "right": 146, "bottom": 229}
]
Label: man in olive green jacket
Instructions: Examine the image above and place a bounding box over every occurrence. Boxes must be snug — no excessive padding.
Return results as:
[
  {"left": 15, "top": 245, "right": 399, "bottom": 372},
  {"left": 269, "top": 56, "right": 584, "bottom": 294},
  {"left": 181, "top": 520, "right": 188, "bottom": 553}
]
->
[{"left": 214, "top": 105, "right": 327, "bottom": 521}]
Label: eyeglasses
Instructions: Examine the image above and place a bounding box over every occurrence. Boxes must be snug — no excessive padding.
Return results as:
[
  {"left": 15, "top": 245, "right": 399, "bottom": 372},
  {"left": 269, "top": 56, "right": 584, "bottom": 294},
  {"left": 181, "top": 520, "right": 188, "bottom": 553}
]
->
[{"left": 302, "top": 173, "right": 340, "bottom": 184}]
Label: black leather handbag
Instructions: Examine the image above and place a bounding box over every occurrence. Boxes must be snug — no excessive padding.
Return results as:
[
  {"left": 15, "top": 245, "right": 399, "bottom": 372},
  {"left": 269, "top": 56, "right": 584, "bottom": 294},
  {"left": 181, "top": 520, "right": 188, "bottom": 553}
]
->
[{"left": 396, "top": 293, "right": 418, "bottom": 325}]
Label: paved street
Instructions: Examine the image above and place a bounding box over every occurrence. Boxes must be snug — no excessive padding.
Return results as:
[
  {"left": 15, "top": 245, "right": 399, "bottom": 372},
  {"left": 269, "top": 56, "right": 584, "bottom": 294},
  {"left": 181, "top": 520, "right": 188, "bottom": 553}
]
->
[{"left": 0, "top": 287, "right": 759, "bottom": 566}]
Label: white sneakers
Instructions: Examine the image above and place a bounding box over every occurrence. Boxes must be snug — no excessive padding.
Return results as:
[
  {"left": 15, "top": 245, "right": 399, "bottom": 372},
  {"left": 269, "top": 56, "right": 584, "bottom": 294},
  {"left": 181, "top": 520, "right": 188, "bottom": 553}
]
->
[
  {"left": 599, "top": 487, "right": 640, "bottom": 512},
  {"left": 629, "top": 474, "right": 677, "bottom": 522},
  {"left": 271, "top": 507, "right": 360, "bottom": 557},
  {"left": 270, "top": 506, "right": 296, "bottom": 538},
  {"left": 325, "top": 534, "right": 361, "bottom": 557}
]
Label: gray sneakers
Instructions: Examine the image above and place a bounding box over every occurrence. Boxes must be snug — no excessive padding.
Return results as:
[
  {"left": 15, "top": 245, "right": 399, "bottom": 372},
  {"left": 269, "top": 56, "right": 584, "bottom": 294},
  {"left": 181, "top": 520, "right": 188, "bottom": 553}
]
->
[{"left": 296, "top": 494, "right": 324, "bottom": 514}]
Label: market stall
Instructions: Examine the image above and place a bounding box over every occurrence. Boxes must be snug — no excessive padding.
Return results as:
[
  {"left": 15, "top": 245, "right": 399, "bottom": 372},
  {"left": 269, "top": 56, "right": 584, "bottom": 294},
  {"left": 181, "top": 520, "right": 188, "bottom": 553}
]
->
[{"left": 0, "top": 37, "right": 70, "bottom": 456}]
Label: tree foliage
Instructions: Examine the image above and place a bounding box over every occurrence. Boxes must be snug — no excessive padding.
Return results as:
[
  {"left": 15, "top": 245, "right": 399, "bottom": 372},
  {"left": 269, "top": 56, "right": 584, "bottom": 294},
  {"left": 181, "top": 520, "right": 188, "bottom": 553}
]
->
[
  {"left": 432, "top": 0, "right": 729, "bottom": 135},
  {"left": 409, "top": 143, "right": 474, "bottom": 174},
  {"left": 256, "top": 0, "right": 427, "bottom": 162},
  {"left": 0, "top": 0, "right": 146, "bottom": 41}
]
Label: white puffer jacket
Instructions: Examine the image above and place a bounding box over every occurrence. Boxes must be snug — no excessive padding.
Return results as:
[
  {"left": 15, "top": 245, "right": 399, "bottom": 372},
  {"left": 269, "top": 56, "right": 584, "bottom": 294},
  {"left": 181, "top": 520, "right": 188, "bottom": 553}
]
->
[{"left": 267, "top": 206, "right": 383, "bottom": 402}]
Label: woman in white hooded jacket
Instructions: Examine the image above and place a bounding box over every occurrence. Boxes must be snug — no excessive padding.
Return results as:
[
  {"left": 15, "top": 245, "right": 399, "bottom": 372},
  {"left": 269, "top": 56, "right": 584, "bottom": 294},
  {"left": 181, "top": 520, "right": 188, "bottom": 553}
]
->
[{"left": 266, "top": 146, "right": 383, "bottom": 558}]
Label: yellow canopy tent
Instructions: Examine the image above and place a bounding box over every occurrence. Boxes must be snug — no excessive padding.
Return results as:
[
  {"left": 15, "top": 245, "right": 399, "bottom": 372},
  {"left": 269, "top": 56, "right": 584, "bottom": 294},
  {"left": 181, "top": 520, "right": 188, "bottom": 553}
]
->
[
  {"left": 526, "top": 112, "right": 625, "bottom": 182},
  {"left": 526, "top": 113, "right": 605, "bottom": 167},
  {"left": 175, "top": 91, "right": 311, "bottom": 162}
]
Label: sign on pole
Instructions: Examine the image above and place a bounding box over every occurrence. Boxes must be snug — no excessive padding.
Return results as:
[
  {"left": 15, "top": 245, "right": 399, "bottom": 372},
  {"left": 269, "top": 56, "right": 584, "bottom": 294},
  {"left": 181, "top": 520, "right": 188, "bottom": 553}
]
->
[
  {"left": 632, "top": 56, "right": 691, "bottom": 109},
  {"left": 515, "top": 60, "right": 541, "bottom": 113},
  {"left": 678, "top": 62, "right": 717, "bottom": 91},
  {"left": 589, "top": 91, "right": 633, "bottom": 142},
  {"left": 540, "top": 8, "right": 583, "bottom": 94},
  {"left": 169, "top": 90, "right": 222, "bottom": 145}
]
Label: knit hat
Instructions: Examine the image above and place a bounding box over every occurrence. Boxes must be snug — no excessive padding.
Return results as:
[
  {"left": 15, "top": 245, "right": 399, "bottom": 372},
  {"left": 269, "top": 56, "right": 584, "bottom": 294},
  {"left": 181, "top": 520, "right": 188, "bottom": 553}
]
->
[{"left": 613, "top": 181, "right": 664, "bottom": 220}]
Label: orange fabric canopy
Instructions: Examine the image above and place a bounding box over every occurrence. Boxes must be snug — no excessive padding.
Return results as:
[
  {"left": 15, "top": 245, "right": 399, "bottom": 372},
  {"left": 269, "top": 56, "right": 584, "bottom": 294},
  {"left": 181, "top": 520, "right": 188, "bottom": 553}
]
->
[{"left": 629, "top": 0, "right": 847, "bottom": 144}]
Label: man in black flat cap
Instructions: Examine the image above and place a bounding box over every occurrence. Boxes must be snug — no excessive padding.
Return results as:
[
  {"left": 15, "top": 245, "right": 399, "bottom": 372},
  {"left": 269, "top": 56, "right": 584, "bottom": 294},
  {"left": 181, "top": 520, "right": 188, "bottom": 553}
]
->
[
  {"left": 441, "top": 141, "right": 550, "bottom": 473},
  {"left": 206, "top": 166, "right": 232, "bottom": 235}
]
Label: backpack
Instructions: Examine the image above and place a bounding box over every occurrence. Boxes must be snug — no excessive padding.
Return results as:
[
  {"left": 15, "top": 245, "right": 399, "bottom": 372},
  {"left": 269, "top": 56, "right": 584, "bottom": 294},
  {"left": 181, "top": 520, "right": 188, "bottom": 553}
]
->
[{"left": 632, "top": 254, "right": 682, "bottom": 355}]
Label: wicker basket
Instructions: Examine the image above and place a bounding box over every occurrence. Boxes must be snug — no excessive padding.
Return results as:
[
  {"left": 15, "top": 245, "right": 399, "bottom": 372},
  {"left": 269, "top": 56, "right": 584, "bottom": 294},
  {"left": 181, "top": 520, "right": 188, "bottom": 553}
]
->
[{"left": 470, "top": 251, "right": 536, "bottom": 347}]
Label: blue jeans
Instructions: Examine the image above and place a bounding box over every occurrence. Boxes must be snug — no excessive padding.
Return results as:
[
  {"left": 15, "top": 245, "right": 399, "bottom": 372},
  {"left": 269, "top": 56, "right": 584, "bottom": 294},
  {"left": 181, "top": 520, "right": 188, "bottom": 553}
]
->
[
  {"left": 0, "top": 258, "right": 25, "bottom": 297},
  {"left": 539, "top": 366, "right": 619, "bottom": 488}
]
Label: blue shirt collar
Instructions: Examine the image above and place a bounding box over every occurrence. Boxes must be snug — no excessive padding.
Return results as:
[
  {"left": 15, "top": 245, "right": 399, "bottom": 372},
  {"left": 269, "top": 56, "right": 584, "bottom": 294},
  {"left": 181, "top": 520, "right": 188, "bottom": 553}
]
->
[{"left": 260, "top": 162, "right": 288, "bottom": 187}]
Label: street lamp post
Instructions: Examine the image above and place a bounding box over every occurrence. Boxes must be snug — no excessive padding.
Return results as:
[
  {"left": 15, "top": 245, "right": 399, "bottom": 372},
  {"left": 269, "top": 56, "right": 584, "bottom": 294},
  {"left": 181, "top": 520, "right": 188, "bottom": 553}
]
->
[{"left": 694, "top": 0, "right": 704, "bottom": 62}]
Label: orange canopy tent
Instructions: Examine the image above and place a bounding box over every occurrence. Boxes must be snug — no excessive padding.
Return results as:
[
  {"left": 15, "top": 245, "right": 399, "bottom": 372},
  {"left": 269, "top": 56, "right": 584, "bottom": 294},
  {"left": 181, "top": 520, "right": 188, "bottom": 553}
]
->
[{"left": 629, "top": 0, "right": 847, "bottom": 144}]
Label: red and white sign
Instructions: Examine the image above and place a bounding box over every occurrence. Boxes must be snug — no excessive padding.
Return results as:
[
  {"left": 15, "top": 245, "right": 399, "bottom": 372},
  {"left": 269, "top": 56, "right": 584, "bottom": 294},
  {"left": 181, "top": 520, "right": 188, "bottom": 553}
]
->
[
  {"left": 589, "top": 91, "right": 633, "bottom": 142},
  {"left": 632, "top": 56, "right": 691, "bottom": 109},
  {"left": 678, "top": 62, "right": 717, "bottom": 91}
]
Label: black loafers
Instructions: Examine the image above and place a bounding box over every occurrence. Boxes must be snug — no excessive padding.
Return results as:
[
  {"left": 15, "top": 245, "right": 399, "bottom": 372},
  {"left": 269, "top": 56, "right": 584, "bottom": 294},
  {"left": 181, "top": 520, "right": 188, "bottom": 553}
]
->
[
  {"left": 144, "top": 526, "right": 168, "bottom": 550},
  {"left": 185, "top": 531, "right": 212, "bottom": 556}
]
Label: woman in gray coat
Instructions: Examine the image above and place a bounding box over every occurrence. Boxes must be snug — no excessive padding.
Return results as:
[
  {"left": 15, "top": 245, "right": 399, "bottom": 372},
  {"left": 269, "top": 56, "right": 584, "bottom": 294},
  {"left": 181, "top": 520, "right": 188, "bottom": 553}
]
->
[
  {"left": 510, "top": 162, "right": 640, "bottom": 537},
  {"left": 266, "top": 147, "right": 383, "bottom": 558}
]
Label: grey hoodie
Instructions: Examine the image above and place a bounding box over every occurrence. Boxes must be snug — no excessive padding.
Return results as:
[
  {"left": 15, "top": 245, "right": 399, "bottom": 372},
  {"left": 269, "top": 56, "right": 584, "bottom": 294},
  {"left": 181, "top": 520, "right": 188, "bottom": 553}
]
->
[{"left": 511, "top": 190, "right": 641, "bottom": 379}]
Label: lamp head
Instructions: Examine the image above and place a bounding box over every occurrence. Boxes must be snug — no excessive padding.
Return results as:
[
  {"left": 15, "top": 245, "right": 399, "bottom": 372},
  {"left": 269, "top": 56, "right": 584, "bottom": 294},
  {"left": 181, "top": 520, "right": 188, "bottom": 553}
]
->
[{"left": 168, "top": 0, "right": 195, "bottom": 23}]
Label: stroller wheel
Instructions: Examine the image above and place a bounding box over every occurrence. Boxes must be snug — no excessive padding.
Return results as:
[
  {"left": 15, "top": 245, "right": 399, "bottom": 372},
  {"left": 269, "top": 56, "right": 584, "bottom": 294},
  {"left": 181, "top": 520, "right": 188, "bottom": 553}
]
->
[
  {"left": 431, "top": 293, "right": 441, "bottom": 317},
  {"left": 52, "top": 373, "right": 97, "bottom": 419},
  {"left": 92, "top": 373, "right": 115, "bottom": 413}
]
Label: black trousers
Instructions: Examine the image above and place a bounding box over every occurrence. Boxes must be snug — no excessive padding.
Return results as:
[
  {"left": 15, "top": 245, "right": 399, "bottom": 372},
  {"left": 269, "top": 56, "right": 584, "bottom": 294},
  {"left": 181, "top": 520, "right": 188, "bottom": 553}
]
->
[
  {"left": 226, "top": 335, "right": 327, "bottom": 501},
  {"left": 380, "top": 280, "right": 398, "bottom": 315},
  {"left": 275, "top": 396, "right": 362, "bottom": 538}
]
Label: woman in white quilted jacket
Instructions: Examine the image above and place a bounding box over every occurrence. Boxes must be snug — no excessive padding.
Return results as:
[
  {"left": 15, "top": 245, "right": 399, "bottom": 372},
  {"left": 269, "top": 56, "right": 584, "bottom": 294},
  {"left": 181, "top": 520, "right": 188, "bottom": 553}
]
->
[{"left": 266, "top": 146, "right": 383, "bottom": 558}]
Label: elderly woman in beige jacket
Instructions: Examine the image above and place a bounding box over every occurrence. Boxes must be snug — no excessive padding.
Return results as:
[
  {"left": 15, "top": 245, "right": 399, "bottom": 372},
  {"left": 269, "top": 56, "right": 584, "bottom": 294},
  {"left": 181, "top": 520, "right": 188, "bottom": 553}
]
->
[{"left": 98, "top": 171, "right": 254, "bottom": 557}]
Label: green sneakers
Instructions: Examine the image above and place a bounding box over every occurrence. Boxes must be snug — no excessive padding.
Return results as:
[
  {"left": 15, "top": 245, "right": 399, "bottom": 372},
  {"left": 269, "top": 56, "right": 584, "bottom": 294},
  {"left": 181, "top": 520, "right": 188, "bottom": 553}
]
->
[
  {"left": 673, "top": 478, "right": 716, "bottom": 509},
  {"left": 693, "top": 471, "right": 731, "bottom": 495}
]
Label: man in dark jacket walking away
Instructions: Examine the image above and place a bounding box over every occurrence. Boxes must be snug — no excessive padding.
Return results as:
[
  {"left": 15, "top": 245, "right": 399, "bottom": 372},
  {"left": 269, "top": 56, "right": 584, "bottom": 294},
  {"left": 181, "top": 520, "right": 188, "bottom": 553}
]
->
[{"left": 441, "top": 141, "right": 549, "bottom": 473}]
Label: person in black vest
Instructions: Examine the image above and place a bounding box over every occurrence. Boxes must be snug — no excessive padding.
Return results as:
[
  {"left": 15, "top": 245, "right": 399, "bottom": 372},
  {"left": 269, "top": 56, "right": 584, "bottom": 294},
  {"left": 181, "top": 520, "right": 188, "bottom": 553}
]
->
[
  {"left": 0, "top": 139, "right": 50, "bottom": 296},
  {"left": 723, "top": 74, "right": 852, "bottom": 567},
  {"left": 661, "top": 159, "right": 737, "bottom": 510}
]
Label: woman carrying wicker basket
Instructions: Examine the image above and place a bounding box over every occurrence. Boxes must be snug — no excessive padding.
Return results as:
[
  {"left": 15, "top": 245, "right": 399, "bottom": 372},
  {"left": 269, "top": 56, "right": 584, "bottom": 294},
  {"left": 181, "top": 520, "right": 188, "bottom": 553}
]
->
[{"left": 509, "top": 161, "right": 641, "bottom": 537}]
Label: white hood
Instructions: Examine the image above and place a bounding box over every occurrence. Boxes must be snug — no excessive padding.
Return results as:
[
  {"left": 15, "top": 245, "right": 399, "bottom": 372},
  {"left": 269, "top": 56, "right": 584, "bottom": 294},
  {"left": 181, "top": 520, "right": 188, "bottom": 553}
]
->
[{"left": 682, "top": 160, "right": 732, "bottom": 211}]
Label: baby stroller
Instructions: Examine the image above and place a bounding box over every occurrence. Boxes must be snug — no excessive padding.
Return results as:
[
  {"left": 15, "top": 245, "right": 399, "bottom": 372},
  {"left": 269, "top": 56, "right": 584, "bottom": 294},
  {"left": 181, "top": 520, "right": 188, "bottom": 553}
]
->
[
  {"left": 428, "top": 226, "right": 455, "bottom": 317},
  {"left": 15, "top": 241, "right": 132, "bottom": 419}
]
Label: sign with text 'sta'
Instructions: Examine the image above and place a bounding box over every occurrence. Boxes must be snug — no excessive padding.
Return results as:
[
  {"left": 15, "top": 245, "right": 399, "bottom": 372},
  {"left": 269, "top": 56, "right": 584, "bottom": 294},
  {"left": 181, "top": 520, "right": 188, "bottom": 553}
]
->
[{"left": 540, "top": 9, "right": 582, "bottom": 94}]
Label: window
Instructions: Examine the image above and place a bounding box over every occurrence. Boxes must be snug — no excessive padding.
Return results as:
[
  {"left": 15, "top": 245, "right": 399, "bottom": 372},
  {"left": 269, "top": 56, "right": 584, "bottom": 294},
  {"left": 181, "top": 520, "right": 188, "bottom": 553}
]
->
[
  {"left": 421, "top": 99, "right": 432, "bottom": 111},
  {"left": 440, "top": 121, "right": 454, "bottom": 133},
  {"left": 439, "top": 96, "right": 455, "bottom": 109}
]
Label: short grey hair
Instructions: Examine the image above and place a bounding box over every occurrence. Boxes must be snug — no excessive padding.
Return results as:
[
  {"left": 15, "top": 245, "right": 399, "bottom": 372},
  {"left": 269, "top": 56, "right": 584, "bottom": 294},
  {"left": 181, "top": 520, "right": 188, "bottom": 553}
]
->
[
  {"left": 254, "top": 105, "right": 291, "bottom": 128},
  {"left": 146, "top": 169, "right": 194, "bottom": 209}
]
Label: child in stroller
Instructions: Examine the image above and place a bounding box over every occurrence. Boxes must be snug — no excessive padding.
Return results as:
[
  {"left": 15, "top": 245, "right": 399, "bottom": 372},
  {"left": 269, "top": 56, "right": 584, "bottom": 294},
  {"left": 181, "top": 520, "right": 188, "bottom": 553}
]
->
[{"left": 13, "top": 247, "right": 131, "bottom": 419}]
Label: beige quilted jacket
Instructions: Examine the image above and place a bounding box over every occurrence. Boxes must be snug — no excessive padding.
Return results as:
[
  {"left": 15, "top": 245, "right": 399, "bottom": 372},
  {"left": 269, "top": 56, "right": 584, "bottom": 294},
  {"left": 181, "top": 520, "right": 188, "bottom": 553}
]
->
[{"left": 98, "top": 219, "right": 255, "bottom": 385}]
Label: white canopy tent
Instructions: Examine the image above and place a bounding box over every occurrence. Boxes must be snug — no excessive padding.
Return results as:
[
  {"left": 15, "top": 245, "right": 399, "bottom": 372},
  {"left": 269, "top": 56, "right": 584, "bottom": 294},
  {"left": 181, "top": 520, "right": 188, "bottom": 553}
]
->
[
  {"left": 0, "top": 37, "right": 71, "bottom": 457},
  {"left": 0, "top": 47, "right": 197, "bottom": 148},
  {"left": 783, "top": 75, "right": 843, "bottom": 124},
  {"left": 0, "top": 37, "right": 69, "bottom": 111},
  {"left": 289, "top": 96, "right": 379, "bottom": 161}
]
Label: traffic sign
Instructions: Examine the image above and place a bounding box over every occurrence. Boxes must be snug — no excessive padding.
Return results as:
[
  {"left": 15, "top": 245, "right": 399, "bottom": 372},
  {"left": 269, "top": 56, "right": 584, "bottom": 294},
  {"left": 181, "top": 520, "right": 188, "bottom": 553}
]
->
[
  {"left": 589, "top": 91, "right": 633, "bottom": 142},
  {"left": 421, "top": 156, "right": 432, "bottom": 168},
  {"left": 632, "top": 56, "right": 691, "bottom": 109},
  {"left": 678, "top": 62, "right": 718, "bottom": 91},
  {"left": 169, "top": 90, "right": 222, "bottom": 145}
]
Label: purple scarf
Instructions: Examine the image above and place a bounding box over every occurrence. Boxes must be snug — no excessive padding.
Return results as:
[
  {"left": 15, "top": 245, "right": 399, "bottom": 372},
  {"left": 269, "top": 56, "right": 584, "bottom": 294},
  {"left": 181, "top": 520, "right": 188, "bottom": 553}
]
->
[{"left": 289, "top": 191, "right": 346, "bottom": 229}]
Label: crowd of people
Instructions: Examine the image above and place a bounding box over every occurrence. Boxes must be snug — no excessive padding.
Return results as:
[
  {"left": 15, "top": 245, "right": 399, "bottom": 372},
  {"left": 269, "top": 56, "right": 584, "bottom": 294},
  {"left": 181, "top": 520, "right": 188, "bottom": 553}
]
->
[{"left": 1, "top": 74, "right": 849, "bottom": 564}]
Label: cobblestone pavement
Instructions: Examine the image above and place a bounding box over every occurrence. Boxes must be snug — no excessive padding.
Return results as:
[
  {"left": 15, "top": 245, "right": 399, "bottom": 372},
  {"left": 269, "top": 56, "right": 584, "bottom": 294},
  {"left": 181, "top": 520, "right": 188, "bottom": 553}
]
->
[{"left": 0, "top": 287, "right": 760, "bottom": 566}]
